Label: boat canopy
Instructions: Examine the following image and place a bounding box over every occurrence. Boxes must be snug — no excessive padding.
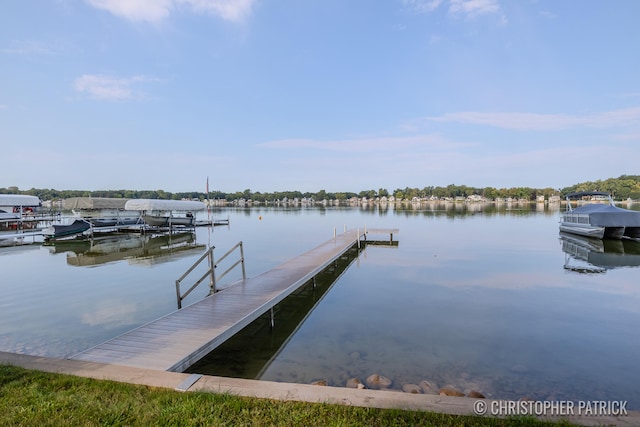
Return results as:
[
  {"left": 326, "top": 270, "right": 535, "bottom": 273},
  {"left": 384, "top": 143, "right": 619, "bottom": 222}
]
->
[
  {"left": 124, "top": 199, "right": 206, "bottom": 212},
  {"left": 573, "top": 204, "right": 640, "bottom": 227},
  {"left": 0, "top": 194, "right": 42, "bottom": 207},
  {"left": 564, "top": 191, "right": 612, "bottom": 199},
  {"left": 63, "top": 197, "right": 129, "bottom": 210}
]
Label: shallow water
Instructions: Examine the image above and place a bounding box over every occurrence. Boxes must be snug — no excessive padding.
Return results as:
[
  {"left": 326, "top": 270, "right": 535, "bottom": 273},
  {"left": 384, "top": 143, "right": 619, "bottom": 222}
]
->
[{"left": 1, "top": 203, "right": 639, "bottom": 407}]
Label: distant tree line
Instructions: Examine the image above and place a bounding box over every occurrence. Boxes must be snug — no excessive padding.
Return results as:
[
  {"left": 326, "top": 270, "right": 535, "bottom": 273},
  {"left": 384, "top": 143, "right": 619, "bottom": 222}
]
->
[
  {"left": 3, "top": 175, "right": 640, "bottom": 202},
  {"left": 560, "top": 175, "right": 640, "bottom": 200}
]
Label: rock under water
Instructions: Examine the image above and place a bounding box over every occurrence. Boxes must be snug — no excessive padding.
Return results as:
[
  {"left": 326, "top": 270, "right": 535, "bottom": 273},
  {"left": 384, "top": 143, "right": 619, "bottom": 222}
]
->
[{"left": 365, "top": 374, "right": 392, "bottom": 390}]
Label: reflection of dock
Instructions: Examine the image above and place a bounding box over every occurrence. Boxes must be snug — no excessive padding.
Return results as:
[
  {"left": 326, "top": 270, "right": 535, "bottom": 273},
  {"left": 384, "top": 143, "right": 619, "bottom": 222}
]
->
[
  {"left": 70, "top": 228, "right": 397, "bottom": 372},
  {"left": 0, "top": 230, "right": 44, "bottom": 246}
]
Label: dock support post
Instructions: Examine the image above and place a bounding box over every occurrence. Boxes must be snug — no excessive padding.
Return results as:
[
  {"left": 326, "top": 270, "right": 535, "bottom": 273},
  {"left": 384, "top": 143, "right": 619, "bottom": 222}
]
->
[
  {"left": 333, "top": 227, "right": 336, "bottom": 238},
  {"left": 270, "top": 308, "right": 275, "bottom": 329},
  {"left": 357, "top": 228, "right": 360, "bottom": 249}
]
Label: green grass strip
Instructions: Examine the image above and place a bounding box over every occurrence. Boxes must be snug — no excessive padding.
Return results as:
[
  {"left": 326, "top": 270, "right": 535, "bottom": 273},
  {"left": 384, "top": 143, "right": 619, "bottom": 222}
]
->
[{"left": 0, "top": 365, "right": 577, "bottom": 427}]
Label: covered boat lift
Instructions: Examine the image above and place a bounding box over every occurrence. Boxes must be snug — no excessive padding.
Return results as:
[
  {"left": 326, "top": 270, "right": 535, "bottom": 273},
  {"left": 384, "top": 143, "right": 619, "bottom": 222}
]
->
[{"left": 124, "top": 199, "right": 207, "bottom": 229}]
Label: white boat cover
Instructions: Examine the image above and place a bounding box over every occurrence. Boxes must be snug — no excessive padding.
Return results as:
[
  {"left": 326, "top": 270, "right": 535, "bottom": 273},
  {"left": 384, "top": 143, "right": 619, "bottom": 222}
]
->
[
  {"left": 0, "top": 194, "right": 42, "bottom": 207},
  {"left": 124, "top": 199, "right": 206, "bottom": 212},
  {"left": 63, "top": 197, "right": 129, "bottom": 210}
]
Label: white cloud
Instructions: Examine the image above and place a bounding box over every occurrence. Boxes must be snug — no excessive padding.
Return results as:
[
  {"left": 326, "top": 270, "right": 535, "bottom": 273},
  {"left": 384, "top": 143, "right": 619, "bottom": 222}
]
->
[
  {"left": 404, "top": 0, "right": 503, "bottom": 19},
  {"left": 86, "top": 0, "right": 173, "bottom": 23},
  {"left": 179, "top": 0, "right": 255, "bottom": 22},
  {"left": 85, "top": 0, "right": 255, "bottom": 23},
  {"left": 1, "top": 40, "right": 55, "bottom": 55},
  {"left": 258, "top": 134, "right": 470, "bottom": 152},
  {"left": 449, "top": 0, "right": 500, "bottom": 17},
  {"left": 425, "top": 107, "right": 640, "bottom": 131},
  {"left": 74, "top": 74, "right": 160, "bottom": 101},
  {"left": 403, "top": 0, "right": 444, "bottom": 13}
]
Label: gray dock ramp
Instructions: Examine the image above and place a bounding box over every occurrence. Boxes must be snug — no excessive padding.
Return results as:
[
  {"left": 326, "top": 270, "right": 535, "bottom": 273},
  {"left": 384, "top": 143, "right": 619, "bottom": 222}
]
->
[{"left": 71, "top": 229, "right": 396, "bottom": 372}]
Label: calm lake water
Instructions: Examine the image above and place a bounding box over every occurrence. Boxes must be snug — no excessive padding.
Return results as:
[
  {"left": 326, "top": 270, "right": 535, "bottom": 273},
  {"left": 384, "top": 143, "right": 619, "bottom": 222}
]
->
[{"left": 1, "top": 203, "right": 639, "bottom": 407}]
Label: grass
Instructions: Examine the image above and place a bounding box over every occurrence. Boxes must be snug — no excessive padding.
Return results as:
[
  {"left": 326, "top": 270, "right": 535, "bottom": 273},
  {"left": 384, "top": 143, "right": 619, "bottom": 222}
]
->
[{"left": 0, "top": 364, "right": 579, "bottom": 427}]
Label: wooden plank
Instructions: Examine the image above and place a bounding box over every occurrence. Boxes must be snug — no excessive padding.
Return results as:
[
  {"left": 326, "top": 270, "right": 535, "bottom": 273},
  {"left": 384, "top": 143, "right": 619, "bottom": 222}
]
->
[{"left": 70, "top": 229, "right": 396, "bottom": 372}]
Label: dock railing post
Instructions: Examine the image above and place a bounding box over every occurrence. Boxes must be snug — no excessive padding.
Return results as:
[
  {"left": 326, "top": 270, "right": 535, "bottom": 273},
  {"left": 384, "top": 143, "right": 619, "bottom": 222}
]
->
[
  {"left": 175, "top": 279, "right": 182, "bottom": 309},
  {"left": 333, "top": 227, "right": 336, "bottom": 238},
  {"left": 239, "top": 241, "right": 246, "bottom": 280},
  {"left": 208, "top": 246, "right": 216, "bottom": 295}
]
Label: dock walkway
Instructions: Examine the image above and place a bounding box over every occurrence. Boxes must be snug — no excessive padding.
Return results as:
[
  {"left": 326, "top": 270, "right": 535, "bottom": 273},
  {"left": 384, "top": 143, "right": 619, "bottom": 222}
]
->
[{"left": 71, "top": 228, "right": 397, "bottom": 372}]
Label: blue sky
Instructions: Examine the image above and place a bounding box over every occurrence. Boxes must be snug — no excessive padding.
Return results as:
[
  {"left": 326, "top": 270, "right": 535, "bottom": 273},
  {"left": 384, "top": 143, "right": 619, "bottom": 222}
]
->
[{"left": 2, "top": 0, "right": 639, "bottom": 193}]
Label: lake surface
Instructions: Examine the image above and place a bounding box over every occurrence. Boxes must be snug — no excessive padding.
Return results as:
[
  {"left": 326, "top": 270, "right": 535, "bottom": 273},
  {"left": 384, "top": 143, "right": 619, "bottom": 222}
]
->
[{"left": 1, "top": 203, "right": 639, "bottom": 408}]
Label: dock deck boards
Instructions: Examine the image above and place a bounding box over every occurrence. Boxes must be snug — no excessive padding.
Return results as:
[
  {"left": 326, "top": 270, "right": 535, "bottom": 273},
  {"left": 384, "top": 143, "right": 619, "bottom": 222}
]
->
[{"left": 71, "top": 228, "right": 397, "bottom": 372}]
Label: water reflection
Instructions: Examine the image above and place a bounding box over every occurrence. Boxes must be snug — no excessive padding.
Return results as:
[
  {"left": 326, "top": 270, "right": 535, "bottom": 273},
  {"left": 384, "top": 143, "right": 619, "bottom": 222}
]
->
[
  {"left": 3, "top": 206, "right": 639, "bottom": 408},
  {"left": 560, "top": 232, "right": 640, "bottom": 273},
  {"left": 226, "top": 200, "right": 560, "bottom": 218},
  {"left": 44, "top": 232, "right": 206, "bottom": 267},
  {"left": 186, "top": 245, "right": 364, "bottom": 378}
]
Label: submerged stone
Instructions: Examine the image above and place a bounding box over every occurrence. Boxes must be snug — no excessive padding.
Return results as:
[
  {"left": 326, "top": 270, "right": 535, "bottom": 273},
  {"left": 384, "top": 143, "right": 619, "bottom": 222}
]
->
[
  {"left": 402, "top": 384, "right": 422, "bottom": 394},
  {"left": 467, "top": 390, "right": 485, "bottom": 398},
  {"left": 439, "top": 385, "right": 465, "bottom": 397},
  {"left": 419, "top": 380, "right": 439, "bottom": 395},
  {"left": 365, "top": 374, "right": 392, "bottom": 389},
  {"left": 346, "top": 377, "right": 365, "bottom": 389}
]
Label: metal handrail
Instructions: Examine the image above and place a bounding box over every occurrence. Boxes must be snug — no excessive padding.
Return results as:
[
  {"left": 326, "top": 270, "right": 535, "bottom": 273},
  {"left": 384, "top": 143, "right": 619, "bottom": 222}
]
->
[
  {"left": 214, "top": 241, "right": 246, "bottom": 284},
  {"left": 175, "top": 241, "right": 246, "bottom": 309}
]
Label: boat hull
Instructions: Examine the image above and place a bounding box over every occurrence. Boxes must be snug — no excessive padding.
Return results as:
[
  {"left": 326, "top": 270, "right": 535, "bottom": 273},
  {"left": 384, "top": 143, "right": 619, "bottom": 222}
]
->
[
  {"left": 143, "top": 215, "right": 195, "bottom": 227},
  {"left": 624, "top": 227, "right": 640, "bottom": 239},
  {"left": 559, "top": 223, "right": 605, "bottom": 239},
  {"left": 89, "top": 217, "right": 142, "bottom": 228},
  {"left": 43, "top": 220, "right": 91, "bottom": 240}
]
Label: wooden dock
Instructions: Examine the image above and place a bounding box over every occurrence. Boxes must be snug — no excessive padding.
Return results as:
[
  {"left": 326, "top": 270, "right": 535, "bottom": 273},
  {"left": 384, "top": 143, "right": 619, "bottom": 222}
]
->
[{"left": 70, "top": 228, "right": 398, "bottom": 372}]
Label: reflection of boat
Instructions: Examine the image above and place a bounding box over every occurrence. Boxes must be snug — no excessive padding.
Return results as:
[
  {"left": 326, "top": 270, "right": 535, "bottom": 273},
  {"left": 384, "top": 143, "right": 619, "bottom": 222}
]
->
[
  {"left": 45, "top": 232, "right": 205, "bottom": 266},
  {"left": 559, "top": 192, "right": 640, "bottom": 239},
  {"left": 124, "top": 199, "right": 206, "bottom": 229},
  {"left": 42, "top": 219, "right": 92, "bottom": 241},
  {"left": 559, "top": 232, "right": 640, "bottom": 273}
]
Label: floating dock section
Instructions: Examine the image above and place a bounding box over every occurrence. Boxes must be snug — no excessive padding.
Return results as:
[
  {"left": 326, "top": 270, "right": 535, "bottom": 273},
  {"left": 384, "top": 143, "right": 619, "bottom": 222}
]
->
[{"left": 71, "top": 228, "right": 398, "bottom": 372}]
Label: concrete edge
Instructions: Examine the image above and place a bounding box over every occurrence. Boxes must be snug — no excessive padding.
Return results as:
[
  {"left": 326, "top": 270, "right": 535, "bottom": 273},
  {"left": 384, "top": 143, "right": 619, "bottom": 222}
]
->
[{"left": 1, "top": 352, "right": 638, "bottom": 426}]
